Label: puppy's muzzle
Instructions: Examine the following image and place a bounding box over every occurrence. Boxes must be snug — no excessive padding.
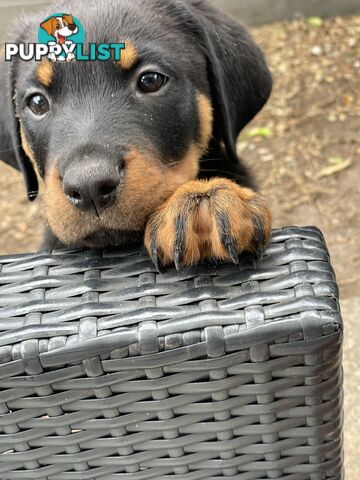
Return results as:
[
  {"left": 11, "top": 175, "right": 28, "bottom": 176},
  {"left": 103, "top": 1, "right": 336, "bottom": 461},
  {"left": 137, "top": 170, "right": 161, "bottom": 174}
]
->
[{"left": 62, "top": 161, "right": 123, "bottom": 216}]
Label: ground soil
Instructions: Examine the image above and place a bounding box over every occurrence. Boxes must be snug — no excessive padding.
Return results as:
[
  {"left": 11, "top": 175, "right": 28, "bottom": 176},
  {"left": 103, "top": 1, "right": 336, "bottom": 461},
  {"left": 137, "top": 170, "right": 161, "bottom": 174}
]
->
[
  {"left": 245, "top": 16, "right": 360, "bottom": 301},
  {"left": 1, "top": 16, "right": 358, "bottom": 299}
]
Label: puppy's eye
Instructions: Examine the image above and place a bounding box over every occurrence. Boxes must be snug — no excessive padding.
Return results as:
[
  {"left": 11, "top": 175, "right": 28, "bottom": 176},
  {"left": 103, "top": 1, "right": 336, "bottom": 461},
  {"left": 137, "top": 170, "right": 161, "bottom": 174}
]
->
[
  {"left": 27, "top": 94, "right": 50, "bottom": 116},
  {"left": 138, "top": 72, "right": 168, "bottom": 93}
]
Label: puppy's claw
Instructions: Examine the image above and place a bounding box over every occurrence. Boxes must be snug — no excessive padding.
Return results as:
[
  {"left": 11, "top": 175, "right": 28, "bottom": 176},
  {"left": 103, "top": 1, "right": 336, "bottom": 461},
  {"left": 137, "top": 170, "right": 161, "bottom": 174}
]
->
[
  {"left": 256, "top": 243, "right": 265, "bottom": 261},
  {"left": 174, "top": 217, "right": 185, "bottom": 271},
  {"left": 218, "top": 213, "right": 239, "bottom": 265},
  {"left": 150, "top": 242, "right": 162, "bottom": 273},
  {"left": 174, "top": 241, "right": 184, "bottom": 271},
  {"left": 226, "top": 239, "right": 240, "bottom": 265},
  {"left": 174, "top": 252, "right": 183, "bottom": 272}
]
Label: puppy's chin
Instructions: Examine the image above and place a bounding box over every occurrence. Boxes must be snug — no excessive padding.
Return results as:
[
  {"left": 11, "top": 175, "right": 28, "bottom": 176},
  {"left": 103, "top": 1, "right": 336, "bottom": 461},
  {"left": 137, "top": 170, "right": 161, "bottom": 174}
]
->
[{"left": 79, "top": 229, "right": 143, "bottom": 249}]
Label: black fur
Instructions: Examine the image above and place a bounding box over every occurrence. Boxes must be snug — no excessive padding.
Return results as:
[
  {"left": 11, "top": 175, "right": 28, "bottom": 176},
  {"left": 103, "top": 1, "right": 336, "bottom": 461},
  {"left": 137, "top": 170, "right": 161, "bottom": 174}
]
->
[{"left": 0, "top": 0, "right": 272, "bottom": 248}]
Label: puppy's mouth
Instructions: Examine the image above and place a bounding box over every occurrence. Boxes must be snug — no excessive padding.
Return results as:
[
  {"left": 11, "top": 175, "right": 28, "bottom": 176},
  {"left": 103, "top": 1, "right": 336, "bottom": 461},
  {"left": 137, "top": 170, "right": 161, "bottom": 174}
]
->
[
  {"left": 57, "top": 28, "right": 77, "bottom": 43},
  {"left": 82, "top": 229, "right": 143, "bottom": 249},
  {"left": 57, "top": 33, "right": 66, "bottom": 44}
]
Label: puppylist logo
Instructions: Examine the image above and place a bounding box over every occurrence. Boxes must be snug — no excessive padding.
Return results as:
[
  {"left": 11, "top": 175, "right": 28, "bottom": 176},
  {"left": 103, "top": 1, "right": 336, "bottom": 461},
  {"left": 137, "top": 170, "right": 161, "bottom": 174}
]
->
[{"left": 5, "top": 13, "right": 125, "bottom": 63}]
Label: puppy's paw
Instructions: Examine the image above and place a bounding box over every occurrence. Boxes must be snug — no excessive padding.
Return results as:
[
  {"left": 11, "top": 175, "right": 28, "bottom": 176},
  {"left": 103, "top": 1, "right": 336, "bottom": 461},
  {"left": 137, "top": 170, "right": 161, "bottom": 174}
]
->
[{"left": 144, "top": 178, "right": 271, "bottom": 270}]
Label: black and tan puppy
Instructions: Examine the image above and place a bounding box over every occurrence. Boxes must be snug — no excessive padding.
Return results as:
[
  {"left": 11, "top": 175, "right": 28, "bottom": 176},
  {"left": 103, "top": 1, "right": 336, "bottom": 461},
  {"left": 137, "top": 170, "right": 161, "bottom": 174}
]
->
[{"left": 0, "top": 0, "right": 272, "bottom": 269}]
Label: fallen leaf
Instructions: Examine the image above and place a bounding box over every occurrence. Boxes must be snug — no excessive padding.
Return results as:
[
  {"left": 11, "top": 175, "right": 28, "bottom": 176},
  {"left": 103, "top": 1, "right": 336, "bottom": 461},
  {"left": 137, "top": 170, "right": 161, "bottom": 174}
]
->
[
  {"left": 342, "top": 94, "right": 353, "bottom": 107},
  {"left": 317, "top": 158, "right": 352, "bottom": 178},
  {"left": 348, "top": 37, "right": 357, "bottom": 48},
  {"left": 311, "top": 45, "right": 323, "bottom": 56},
  {"left": 241, "top": 127, "right": 273, "bottom": 140},
  {"left": 329, "top": 156, "right": 346, "bottom": 165},
  {"left": 308, "top": 17, "right": 324, "bottom": 27}
]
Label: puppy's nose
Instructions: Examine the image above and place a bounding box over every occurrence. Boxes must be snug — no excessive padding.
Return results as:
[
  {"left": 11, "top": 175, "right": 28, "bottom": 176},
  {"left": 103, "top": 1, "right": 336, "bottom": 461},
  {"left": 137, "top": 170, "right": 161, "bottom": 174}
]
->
[
  {"left": 63, "top": 164, "right": 122, "bottom": 216},
  {"left": 68, "top": 23, "right": 77, "bottom": 32}
]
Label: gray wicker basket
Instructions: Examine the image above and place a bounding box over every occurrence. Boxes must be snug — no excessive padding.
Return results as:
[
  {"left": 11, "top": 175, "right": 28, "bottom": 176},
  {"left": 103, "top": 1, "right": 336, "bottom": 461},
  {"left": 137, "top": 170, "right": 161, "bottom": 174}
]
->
[{"left": 0, "top": 226, "right": 344, "bottom": 479}]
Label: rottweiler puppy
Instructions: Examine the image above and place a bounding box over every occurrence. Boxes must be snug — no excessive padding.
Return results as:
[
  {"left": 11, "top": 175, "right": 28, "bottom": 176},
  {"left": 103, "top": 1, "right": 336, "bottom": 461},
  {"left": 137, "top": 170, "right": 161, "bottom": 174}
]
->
[{"left": 0, "top": 0, "right": 272, "bottom": 269}]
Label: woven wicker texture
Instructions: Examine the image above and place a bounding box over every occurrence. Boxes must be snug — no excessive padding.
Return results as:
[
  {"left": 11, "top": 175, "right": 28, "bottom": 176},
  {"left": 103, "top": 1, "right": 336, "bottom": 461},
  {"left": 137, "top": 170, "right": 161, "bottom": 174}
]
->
[{"left": 0, "top": 226, "right": 343, "bottom": 479}]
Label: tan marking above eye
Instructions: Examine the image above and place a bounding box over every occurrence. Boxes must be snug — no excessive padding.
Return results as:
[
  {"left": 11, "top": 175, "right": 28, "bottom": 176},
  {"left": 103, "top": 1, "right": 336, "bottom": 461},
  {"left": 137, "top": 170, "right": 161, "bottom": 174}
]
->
[
  {"left": 36, "top": 60, "right": 54, "bottom": 87},
  {"left": 118, "top": 41, "right": 138, "bottom": 70}
]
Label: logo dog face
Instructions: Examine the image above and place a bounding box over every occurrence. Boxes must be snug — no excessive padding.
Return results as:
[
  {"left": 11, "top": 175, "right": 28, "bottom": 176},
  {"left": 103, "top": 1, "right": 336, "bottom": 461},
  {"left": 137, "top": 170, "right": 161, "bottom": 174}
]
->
[{"left": 40, "top": 14, "right": 78, "bottom": 44}]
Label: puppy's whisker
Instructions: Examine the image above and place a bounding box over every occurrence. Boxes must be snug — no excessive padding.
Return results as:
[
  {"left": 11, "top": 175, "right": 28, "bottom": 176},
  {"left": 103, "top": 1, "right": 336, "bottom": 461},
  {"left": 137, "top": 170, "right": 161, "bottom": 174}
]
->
[
  {"left": 0, "top": 146, "right": 21, "bottom": 155},
  {"left": 199, "top": 158, "right": 222, "bottom": 163}
]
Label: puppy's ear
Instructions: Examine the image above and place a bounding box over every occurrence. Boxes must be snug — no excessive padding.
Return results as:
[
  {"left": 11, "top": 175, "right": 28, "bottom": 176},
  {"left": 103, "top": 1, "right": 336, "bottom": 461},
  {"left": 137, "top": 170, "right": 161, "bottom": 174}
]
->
[
  {"left": 0, "top": 53, "right": 39, "bottom": 200},
  {"left": 63, "top": 15, "right": 75, "bottom": 26},
  {"left": 40, "top": 17, "right": 56, "bottom": 36},
  {"left": 182, "top": 1, "right": 272, "bottom": 164}
]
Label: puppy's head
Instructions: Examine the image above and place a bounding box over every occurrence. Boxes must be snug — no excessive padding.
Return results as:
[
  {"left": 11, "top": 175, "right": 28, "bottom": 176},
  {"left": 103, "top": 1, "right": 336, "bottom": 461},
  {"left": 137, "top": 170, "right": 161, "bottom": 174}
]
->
[
  {"left": 2, "top": 0, "right": 271, "bottom": 248},
  {"left": 40, "top": 14, "right": 78, "bottom": 42}
]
